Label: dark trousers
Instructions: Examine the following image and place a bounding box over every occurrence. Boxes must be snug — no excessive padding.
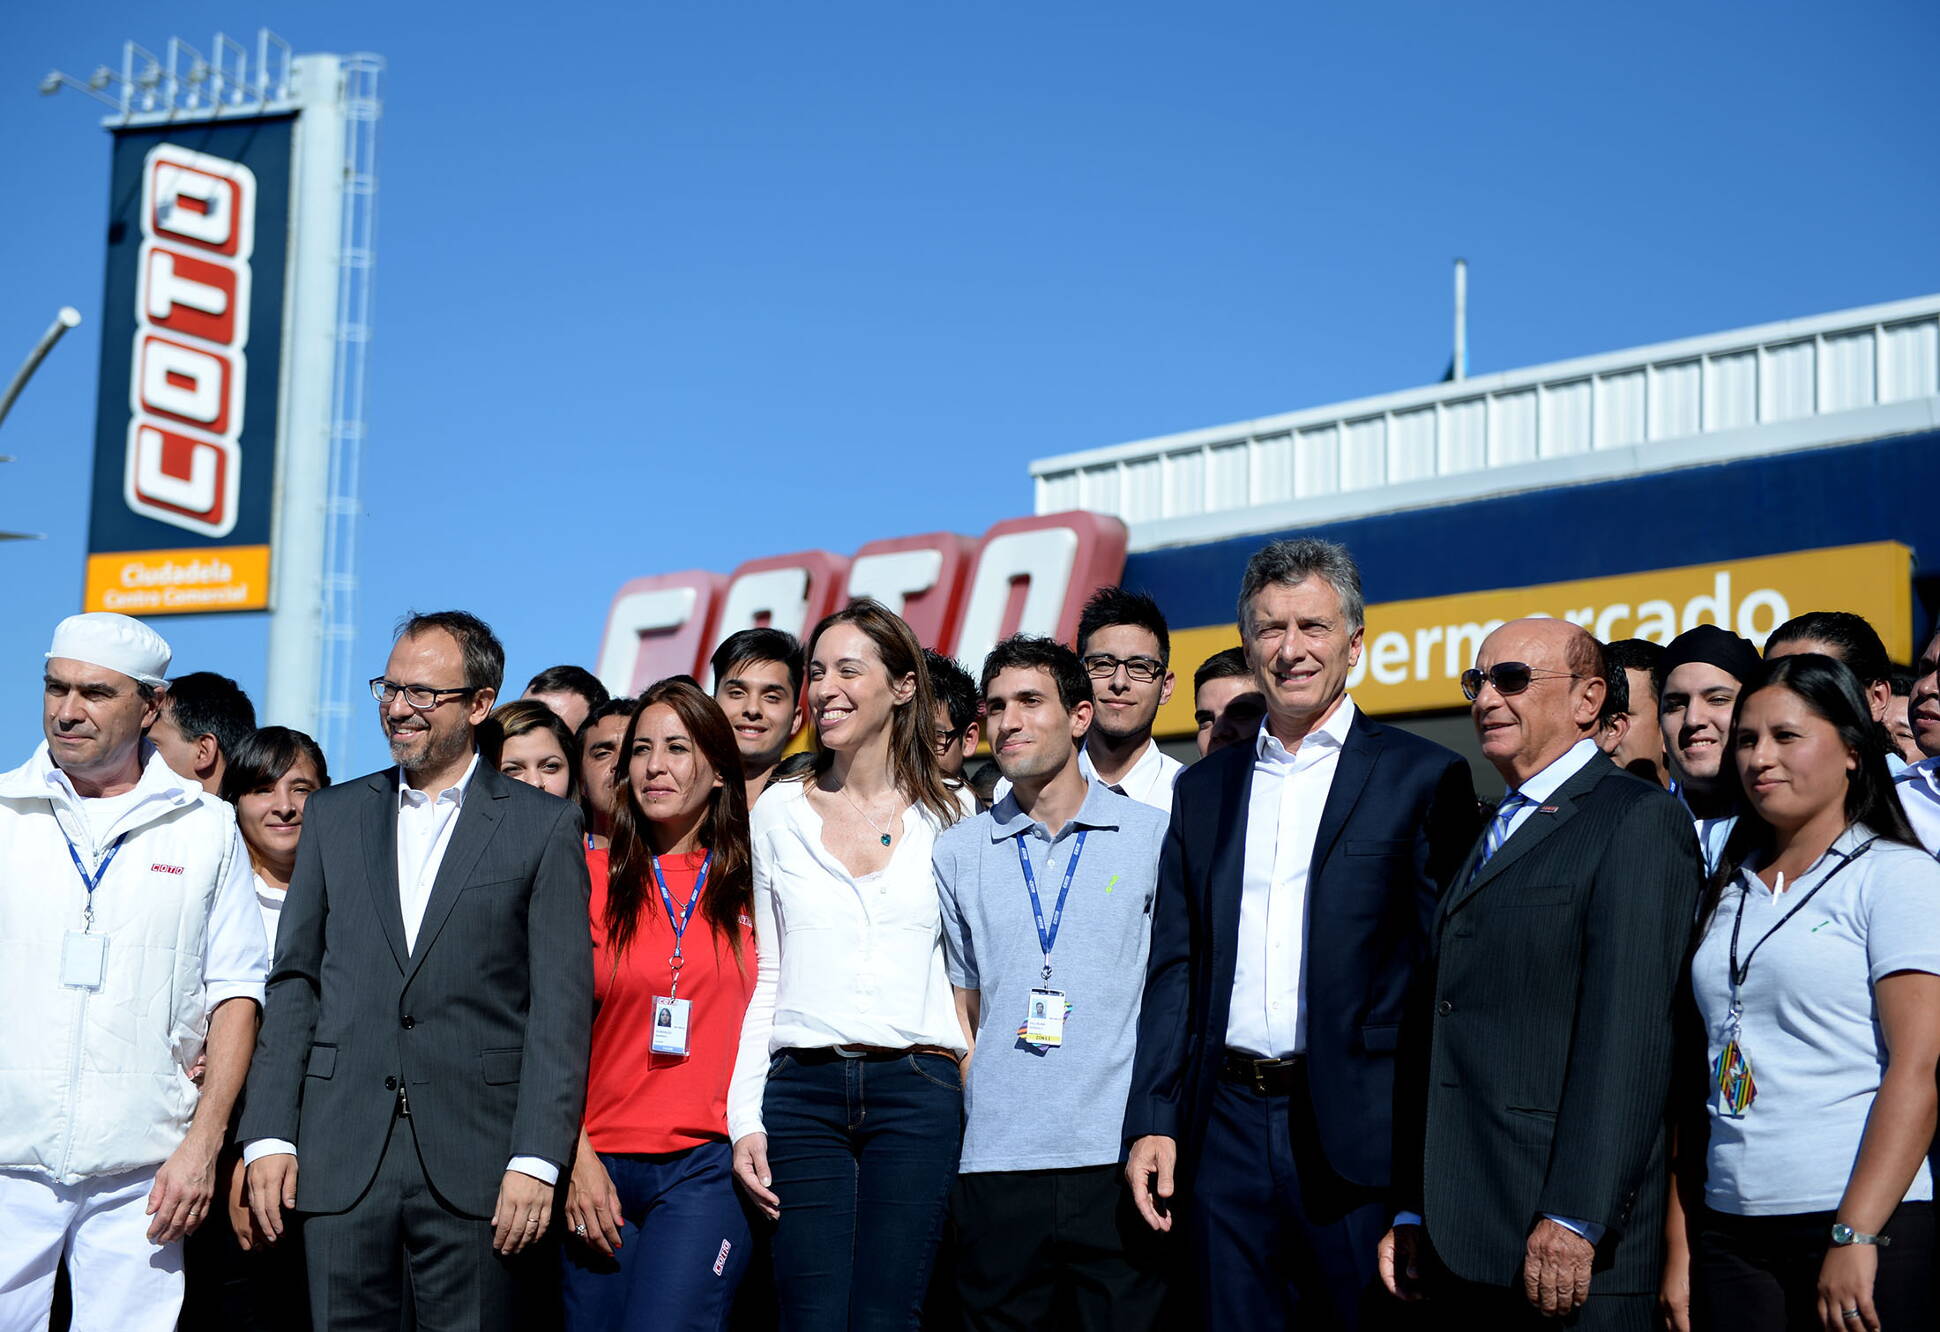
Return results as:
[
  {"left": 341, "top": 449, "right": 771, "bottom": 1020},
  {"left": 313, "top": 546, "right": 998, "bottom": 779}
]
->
[
  {"left": 301, "top": 1111, "right": 542, "bottom": 1331},
  {"left": 1190, "top": 1072, "right": 1390, "bottom": 1329},
  {"left": 1690, "top": 1202, "right": 1935, "bottom": 1331},
  {"left": 951, "top": 1164, "right": 1167, "bottom": 1332},
  {"left": 180, "top": 1190, "right": 310, "bottom": 1330},
  {"left": 762, "top": 1049, "right": 963, "bottom": 1331},
  {"left": 559, "top": 1142, "right": 752, "bottom": 1332},
  {"left": 1429, "top": 1272, "right": 1652, "bottom": 1331}
]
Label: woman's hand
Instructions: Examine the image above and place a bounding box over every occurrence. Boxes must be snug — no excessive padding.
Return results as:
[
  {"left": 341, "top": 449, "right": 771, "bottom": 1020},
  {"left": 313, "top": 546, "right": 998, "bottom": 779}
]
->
[
  {"left": 732, "top": 1132, "right": 779, "bottom": 1220},
  {"left": 1657, "top": 1239, "right": 1691, "bottom": 1331},
  {"left": 1817, "top": 1242, "right": 1879, "bottom": 1332},
  {"left": 563, "top": 1139, "right": 624, "bottom": 1257}
]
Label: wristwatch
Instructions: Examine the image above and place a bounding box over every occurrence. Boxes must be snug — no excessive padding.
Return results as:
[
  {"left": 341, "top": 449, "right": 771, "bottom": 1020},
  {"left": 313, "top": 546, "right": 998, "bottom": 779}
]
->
[{"left": 1829, "top": 1222, "right": 1892, "bottom": 1247}]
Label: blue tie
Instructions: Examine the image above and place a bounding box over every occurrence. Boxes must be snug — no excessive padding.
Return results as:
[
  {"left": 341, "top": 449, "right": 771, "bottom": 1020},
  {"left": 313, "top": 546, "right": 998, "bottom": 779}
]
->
[{"left": 1478, "top": 792, "right": 1530, "bottom": 869}]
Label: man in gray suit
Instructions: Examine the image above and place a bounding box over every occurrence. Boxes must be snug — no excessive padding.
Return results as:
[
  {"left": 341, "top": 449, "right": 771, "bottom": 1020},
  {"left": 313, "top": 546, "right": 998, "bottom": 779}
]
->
[
  {"left": 1381, "top": 618, "right": 1701, "bottom": 1330},
  {"left": 240, "top": 611, "right": 593, "bottom": 1329}
]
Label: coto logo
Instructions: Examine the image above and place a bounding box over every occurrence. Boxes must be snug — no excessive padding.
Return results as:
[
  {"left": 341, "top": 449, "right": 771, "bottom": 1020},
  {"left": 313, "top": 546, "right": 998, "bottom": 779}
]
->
[
  {"left": 595, "top": 512, "right": 1129, "bottom": 695},
  {"left": 125, "top": 144, "right": 255, "bottom": 538}
]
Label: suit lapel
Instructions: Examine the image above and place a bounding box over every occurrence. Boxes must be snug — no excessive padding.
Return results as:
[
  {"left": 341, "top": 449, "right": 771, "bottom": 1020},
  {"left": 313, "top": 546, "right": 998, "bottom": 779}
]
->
[
  {"left": 1443, "top": 752, "right": 1614, "bottom": 918},
  {"left": 1206, "top": 743, "right": 1256, "bottom": 1024},
  {"left": 404, "top": 765, "right": 508, "bottom": 980},
  {"left": 1307, "top": 709, "right": 1381, "bottom": 882},
  {"left": 362, "top": 770, "right": 409, "bottom": 972}
]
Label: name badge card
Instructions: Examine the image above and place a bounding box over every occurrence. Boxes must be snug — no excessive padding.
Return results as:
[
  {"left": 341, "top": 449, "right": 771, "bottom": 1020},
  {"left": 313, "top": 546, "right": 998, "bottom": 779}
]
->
[
  {"left": 1024, "top": 988, "right": 1066, "bottom": 1047},
  {"left": 651, "top": 995, "right": 691, "bottom": 1056},
  {"left": 61, "top": 932, "right": 108, "bottom": 991}
]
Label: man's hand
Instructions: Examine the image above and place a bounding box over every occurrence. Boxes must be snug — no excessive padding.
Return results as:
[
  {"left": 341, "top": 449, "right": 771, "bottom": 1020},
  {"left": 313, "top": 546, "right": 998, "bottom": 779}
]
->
[
  {"left": 146, "top": 1131, "right": 220, "bottom": 1243},
  {"left": 732, "top": 1133, "right": 779, "bottom": 1221},
  {"left": 246, "top": 1153, "right": 299, "bottom": 1242},
  {"left": 1124, "top": 1135, "right": 1177, "bottom": 1232},
  {"left": 1523, "top": 1217, "right": 1594, "bottom": 1316},
  {"left": 219, "top": 1149, "right": 265, "bottom": 1252},
  {"left": 1379, "top": 1224, "right": 1428, "bottom": 1302},
  {"left": 564, "top": 1142, "right": 625, "bottom": 1257},
  {"left": 491, "top": 1170, "right": 556, "bottom": 1256}
]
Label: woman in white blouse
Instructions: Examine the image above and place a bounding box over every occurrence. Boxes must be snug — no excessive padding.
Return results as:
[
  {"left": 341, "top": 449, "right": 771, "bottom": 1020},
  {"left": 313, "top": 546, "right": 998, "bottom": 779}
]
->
[
  {"left": 1662, "top": 654, "right": 1940, "bottom": 1332},
  {"left": 729, "top": 598, "right": 970, "bottom": 1330}
]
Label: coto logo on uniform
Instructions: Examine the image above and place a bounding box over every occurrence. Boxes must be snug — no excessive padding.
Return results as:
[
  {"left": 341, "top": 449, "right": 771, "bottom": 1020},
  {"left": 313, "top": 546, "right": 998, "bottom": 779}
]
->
[
  {"left": 125, "top": 144, "right": 256, "bottom": 538},
  {"left": 595, "top": 512, "right": 1129, "bottom": 695}
]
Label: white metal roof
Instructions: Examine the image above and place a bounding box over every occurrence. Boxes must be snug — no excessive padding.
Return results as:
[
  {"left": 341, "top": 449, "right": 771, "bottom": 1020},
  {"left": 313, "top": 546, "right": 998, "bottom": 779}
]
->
[{"left": 1031, "top": 294, "right": 1940, "bottom": 552}]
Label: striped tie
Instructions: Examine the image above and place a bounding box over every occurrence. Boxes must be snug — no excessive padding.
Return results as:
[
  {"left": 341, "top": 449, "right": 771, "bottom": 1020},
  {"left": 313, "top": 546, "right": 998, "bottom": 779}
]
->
[{"left": 1478, "top": 792, "right": 1530, "bottom": 869}]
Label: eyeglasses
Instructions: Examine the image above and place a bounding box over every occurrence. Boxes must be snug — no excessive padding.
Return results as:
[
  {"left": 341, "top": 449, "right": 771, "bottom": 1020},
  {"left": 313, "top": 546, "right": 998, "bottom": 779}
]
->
[
  {"left": 932, "top": 726, "right": 966, "bottom": 753},
  {"left": 1082, "top": 654, "right": 1165, "bottom": 684},
  {"left": 1459, "top": 663, "right": 1585, "bottom": 702},
  {"left": 369, "top": 677, "right": 479, "bottom": 710}
]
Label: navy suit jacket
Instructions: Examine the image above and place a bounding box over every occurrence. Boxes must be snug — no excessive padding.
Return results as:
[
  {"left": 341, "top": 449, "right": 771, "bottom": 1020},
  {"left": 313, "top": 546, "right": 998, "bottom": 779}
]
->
[{"left": 1125, "top": 705, "right": 1478, "bottom": 1189}]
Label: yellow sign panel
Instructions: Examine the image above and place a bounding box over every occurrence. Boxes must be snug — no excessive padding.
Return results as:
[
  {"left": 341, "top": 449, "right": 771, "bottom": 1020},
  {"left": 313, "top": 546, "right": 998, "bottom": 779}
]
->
[
  {"left": 84, "top": 545, "right": 272, "bottom": 616},
  {"left": 1155, "top": 541, "right": 1912, "bottom": 735}
]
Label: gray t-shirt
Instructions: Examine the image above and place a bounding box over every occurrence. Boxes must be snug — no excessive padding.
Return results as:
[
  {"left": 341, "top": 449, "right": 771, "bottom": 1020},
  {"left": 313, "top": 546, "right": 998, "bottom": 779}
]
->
[
  {"left": 1692, "top": 824, "right": 1940, "bottom": 1215},
  {"left": 935, "top": 779, "right": 1167, "bottom": 1173}
]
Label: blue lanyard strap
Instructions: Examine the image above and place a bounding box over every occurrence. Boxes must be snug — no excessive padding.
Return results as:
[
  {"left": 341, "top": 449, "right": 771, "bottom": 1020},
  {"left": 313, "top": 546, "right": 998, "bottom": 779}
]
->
[
  {"left": 1015, "top": 829, "right": 1086, "bottom": 983},
  {"left": 651, "top": 851, "right": 711, "bottom": 994},
  {"left": 63, "top": 833, "right": 126, "bottom": 933}
]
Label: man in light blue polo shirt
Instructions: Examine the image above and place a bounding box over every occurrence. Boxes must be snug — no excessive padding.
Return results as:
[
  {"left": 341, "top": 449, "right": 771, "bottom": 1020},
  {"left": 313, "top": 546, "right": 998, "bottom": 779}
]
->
[{"left": 935, "top": 634, "right": 1170, "bottom": 1330}]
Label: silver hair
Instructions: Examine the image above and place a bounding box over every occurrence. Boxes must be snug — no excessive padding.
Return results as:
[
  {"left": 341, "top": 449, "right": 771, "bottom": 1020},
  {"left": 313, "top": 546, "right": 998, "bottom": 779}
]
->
[{"left": 1236, "top": 538, "right": 1365, "bottom": 636}]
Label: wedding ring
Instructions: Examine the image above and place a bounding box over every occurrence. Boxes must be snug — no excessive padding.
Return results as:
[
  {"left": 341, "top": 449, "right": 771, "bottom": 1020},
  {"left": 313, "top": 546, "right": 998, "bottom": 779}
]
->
[
  {"left": 574, "top": 1223, "right": 588, "bottom": 1236},
  {"left": 1843, "top": 1312, "right": 1862, "bottom": 1321}
]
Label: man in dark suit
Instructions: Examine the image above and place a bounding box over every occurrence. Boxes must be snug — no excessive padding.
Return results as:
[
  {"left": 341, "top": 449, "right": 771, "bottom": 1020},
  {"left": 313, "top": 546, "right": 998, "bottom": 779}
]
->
[
  {"left": 1124, "top": 538, "right": 1478, "bottom": 1328},
  {"left": 240, "top": 611, "right": 592, "bottom": 1330},
  {"left": 1381, "top": 618, "right": 1700, "bottom": 1330}
]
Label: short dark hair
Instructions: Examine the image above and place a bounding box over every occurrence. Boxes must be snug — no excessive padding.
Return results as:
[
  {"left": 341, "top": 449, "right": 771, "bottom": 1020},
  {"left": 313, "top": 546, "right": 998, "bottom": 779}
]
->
[
  {"left": 524, "top": 664, "right": 609, "bottom": 710},
  {"left": 395, "top": 610, "right": 505, "bottom": 695},
  {"left": 1766, "top": 611, "right": 1892, "bottom": 687},
  {"left": 1193, "top": 645, "right": 1250, "bottom": 696},
  {"left": 1604, "top": 638, "right": 1662, "bottom": 710},
  {"left": 923, "top": 650, "right": 980, "bottom": 734},
  {"left": 1891, "top": 667, "right": 1913, "bottom": 698},
  {"left": 162, "top": 672, "right": 257, "bottom": 759},
  {"left": 219, "top": 726, "right": 331, "bottom": 805},
  {"left": 1597, "top": 649, "right": 1630, "bottom": 730},
  {"left": 979, "top": 635, "right": 1091, "bottom": 713},
  {"left": 711, "top": 628, "right": 805, "bottom": 697},
  {"left": 1076, "top": 587, "right": 1170, "bottom": 663},
  {"left": 575, "top": 695, "right": 639, "bottom": 745}
]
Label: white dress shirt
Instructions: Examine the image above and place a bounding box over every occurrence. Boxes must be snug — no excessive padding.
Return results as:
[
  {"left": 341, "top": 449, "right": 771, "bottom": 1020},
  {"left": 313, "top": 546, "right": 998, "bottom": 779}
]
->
[
  {"left": 246, "top": 755, "right": 556, "bottom": 1184},
  {"left": 726, "top": 780, "right": 971, "bottom": 1141},
  {"left": 1894, "top": 757, "right": 1940, "bottom": 855},
  {"left": 1077, "top": 738, "right": 1183, "bottom": 813},
  {"left": 1225, "top": 696, "right": 1359, "bottom": 1058}
]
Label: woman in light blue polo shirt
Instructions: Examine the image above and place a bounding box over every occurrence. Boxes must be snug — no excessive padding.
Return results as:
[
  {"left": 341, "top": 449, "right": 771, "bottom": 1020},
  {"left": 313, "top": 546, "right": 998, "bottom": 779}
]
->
[{"left": 1671, "top": 654, "right": 1940, "bottom": 1332}]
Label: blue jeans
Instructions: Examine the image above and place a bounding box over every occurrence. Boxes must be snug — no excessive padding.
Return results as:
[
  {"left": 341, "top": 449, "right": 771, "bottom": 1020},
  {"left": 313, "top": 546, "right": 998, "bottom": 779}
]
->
[
  {"left": 762, "top": 1048, "right": 964, "bottom": 1331},
  {"left": 560, "top": 1141, "right": 752, "bottom": 1332}
]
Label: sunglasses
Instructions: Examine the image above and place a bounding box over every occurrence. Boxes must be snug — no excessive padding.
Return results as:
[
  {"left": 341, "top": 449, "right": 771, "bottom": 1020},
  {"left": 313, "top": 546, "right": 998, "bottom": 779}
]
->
[{"left": 1459, "top": 662, "right": 1586, "bottom": 702}]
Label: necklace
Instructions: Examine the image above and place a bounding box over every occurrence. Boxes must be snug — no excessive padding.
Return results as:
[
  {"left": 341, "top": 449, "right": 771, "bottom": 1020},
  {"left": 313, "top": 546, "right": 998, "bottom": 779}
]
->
[{"left": 838, "top": 786, "right": 899, "bottom": 847}]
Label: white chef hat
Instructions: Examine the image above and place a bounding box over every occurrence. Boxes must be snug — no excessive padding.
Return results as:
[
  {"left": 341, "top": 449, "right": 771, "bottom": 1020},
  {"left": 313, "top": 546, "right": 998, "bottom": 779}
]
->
[{"left": 46, "top": 612, "right": 172, "bottom": 689}]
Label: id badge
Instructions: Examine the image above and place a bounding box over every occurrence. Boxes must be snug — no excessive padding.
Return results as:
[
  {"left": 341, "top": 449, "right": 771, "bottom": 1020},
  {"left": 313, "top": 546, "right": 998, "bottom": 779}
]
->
[
  {"left": 61, "top": 931, "right": 107, "bottom": 991},
  {"left": 1712, "top": 1038, "right": 1756, "bottom": 1118},
  {"left": 1024, "top": 988, "right": 1066, "bottom": 1047},
  {"left": 651, "top": 995, "right": 691, "bottom": 1056}
]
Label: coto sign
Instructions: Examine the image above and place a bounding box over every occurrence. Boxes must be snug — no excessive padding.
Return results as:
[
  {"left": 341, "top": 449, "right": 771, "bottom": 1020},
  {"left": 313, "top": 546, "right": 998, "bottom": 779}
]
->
[
  {"left": 126, "top": 144, "right": 255, "bottom": 537},
  {"left": 595, "top": 512, "right": 1128, "bottom": 696}
]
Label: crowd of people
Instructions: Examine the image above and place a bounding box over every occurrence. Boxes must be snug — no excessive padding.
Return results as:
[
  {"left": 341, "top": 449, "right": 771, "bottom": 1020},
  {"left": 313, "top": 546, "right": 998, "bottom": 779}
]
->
[{"left": 3, "top": 535, "right": 1938, "bottom": 1332}]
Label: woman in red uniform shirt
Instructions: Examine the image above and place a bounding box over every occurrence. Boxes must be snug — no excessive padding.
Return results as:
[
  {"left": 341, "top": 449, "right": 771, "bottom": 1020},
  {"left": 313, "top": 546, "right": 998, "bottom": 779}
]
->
[{"left": 563, "top": 677, "right": 757, "bottom": 1332}]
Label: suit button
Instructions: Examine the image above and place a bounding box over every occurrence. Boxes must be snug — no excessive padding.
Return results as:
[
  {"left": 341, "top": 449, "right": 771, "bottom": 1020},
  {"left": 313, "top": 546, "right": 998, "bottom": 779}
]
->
[
  {"left": 384, "top": 1076, "right": 397, "bottom": 1090},
  {"left": 400, "top": 1016, "right": 415, "bottom": 1029},
  {"left": 1436, "top": 1000, "right": 1454, "bottom": 1016}
]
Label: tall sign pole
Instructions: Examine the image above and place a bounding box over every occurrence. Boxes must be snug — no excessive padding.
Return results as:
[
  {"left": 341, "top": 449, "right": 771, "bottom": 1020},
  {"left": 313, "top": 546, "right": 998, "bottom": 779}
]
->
[{"left": 46, "top": 32, "right": 381, "bottom": 757}]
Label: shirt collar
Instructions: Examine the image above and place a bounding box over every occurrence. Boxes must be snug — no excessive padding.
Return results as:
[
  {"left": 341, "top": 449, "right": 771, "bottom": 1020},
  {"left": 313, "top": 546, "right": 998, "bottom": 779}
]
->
[
  {"left": 30, "top": 740, "right": 200, "bottom": 811},
  {"left": 989, "top": 776, "right": 1124, "bottom": 842},
  {"left": 1509, "top": 735, "right": 1601, "bottom": 806},
  {"left": 1255, "top": 695, "right": 1358, "bottom": 762},
  {"left": 1895, "top": 754, "right": 1940, "bottom": 786},
  {"left": 1077, "top": 736, "right": 1163, "bottom": 789},
  {"left": 397, "top": 751, "right": 480, "bottom": 809}
]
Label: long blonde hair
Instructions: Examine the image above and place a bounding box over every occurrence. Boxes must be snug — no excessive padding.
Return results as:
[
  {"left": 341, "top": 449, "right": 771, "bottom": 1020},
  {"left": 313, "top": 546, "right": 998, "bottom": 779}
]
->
[{"left": 799, "top": 598, "right": 960, "bottom": 826}]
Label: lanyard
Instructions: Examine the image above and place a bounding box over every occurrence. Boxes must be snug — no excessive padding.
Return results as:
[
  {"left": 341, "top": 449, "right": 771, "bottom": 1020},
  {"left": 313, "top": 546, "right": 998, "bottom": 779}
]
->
[
  {"left": 63, "top": 833, "right": 126, "bottom": 933},
  {"left": 1015, "top": 829, "right": 1086, "bottom": 983},
  {"left": 1727, "top": 836, "right": 1874, "bottom": 999},
  {"left": 652, "top": 850, "right": 711, "bottom": 998}
]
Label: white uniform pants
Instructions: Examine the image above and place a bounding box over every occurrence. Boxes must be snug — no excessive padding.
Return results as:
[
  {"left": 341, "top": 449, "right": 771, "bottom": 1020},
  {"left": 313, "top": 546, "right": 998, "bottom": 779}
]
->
[{"left": 0, "top": 1167, "right": 182, "bottom": 1332}]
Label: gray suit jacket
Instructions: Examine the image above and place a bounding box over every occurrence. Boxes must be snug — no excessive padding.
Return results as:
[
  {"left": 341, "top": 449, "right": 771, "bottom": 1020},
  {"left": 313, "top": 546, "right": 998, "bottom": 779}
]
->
[
  {"left": 240, "top": 761, "right": 593, "bottom": 1217},
  {"left": 1394, "top": 751, "right": 1702, "bottom": 1294}
]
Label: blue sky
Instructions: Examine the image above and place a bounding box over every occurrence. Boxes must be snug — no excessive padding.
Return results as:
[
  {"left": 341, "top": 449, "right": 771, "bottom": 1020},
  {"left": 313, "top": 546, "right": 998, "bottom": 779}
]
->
[{"left": 3, "top": 1, "right": 1936, "bottom": 775}]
